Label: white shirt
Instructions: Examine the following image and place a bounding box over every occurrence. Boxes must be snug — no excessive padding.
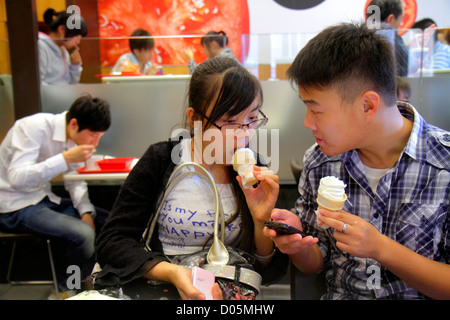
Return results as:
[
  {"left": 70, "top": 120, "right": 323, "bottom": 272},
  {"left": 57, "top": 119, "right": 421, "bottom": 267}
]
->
[
  {"left": 0, "top": 111, "right": 95, "bottom": 215},
  {"left": 157, "top": 138, "right": 241, "bottom": 255}
]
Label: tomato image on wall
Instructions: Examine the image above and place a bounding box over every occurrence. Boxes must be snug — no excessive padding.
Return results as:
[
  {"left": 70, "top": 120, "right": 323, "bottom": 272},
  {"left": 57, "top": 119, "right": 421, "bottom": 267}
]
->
[
  {"left": 98, "top": 0, "right": 250, "bottom": 67},
  {"left": 364, "top": 0, "right": 417, "bottom": 35}
]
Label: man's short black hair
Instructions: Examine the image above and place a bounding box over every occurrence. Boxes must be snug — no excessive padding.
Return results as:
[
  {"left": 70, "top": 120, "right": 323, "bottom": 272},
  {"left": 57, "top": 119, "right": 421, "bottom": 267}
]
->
[
  {"left": 287, "top": 22, "right": 397, "bottom": 106},
  {"left": 368, "top": 0, "right": 404, "bottom": 21},
  {"left": 66, "top": 94, "right": 111, "bottom": 132},
  {"left": 129, "top": 28, "right": 154, "bottom": 52}
]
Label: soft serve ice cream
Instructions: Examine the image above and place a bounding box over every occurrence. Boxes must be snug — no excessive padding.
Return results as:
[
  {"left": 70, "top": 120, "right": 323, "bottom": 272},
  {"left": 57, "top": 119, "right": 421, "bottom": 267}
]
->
[
  {"left": 232, "top": 148, "right": 257, "bottom": 189},
  {"left": 316, "top": 176, "right": 347, "bottom": 229}
]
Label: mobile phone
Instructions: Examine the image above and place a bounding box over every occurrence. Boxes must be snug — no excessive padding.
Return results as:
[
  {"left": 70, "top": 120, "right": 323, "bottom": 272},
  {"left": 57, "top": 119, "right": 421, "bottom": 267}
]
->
[
  {"left": 191, "top": 266, "right": 215, "bottom": 300},
  {"left": 264, "top": 221, "right": 309, "bottom": 237}
]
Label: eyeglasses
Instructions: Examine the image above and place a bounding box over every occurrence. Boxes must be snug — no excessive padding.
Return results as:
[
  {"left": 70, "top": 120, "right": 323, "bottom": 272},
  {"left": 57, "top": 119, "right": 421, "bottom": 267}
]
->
[{"left": 199, "top": 109, "right": 268, "bottom": 132}]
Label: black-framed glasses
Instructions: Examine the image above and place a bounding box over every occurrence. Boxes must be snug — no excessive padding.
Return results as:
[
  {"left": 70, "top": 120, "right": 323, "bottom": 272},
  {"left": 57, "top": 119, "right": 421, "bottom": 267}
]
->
[{"left": 199, "top": 109, "right": 268, "bottom": 131}]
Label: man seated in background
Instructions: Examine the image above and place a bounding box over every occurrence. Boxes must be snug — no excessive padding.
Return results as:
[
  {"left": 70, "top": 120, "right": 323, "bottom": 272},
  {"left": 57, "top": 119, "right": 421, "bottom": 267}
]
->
[{"left": 0, "top": 94, "right": 111, "bottom": 299}]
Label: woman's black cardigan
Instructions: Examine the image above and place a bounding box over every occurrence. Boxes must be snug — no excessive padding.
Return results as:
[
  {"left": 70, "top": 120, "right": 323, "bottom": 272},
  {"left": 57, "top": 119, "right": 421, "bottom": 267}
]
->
[{"left": 95, "top": 140, "right": 288, "bottom": 287}]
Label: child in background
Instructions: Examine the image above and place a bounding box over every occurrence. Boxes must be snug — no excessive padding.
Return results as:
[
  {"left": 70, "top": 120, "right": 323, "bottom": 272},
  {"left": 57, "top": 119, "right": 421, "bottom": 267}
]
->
[
  {"left": 184, "top": 30, "right": 238, "bottom": 74},
  {"left": 396, "top": 76, "right": 411, "bottom": 102},
  {"left": 112, "top": 28, "right": 161, "bottom": 75}
]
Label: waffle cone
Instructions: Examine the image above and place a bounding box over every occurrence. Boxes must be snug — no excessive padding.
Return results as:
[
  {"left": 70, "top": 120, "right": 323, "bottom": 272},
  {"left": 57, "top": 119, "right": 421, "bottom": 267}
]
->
[{"left": 317, "top": 190, "right": 347, "bottom": 211}]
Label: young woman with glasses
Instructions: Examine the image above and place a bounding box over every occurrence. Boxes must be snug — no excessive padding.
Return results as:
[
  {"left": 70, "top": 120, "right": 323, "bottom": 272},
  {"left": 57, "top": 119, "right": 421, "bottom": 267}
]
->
[{"left": 95, "top": 57, "right": 288, "bottom": 300}]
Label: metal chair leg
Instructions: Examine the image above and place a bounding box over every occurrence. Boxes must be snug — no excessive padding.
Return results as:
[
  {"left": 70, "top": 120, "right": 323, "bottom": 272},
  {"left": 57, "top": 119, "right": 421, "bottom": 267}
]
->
[
  {"left": 46, "top": 239, "right": 59, "bottom": 298},
  {"left": 6, "top": 236, "right": 55, "bottom": 286},
  {"left": 6, "top": 240, "right": 17, "bottom": 283}
]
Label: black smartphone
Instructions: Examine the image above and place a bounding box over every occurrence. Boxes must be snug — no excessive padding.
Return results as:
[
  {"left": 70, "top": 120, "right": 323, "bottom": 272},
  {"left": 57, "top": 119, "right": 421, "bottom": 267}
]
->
[{"left": 264, "top": 221, "right": 309, "bottom": 237}]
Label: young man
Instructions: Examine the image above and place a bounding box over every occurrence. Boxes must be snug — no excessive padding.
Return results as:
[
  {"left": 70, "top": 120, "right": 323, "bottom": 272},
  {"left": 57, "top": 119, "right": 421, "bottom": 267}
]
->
[
  {"left": 0, "top": 94, "right": 111, "bottom": 298},
  {"left": 265, "top": 23, "right": 449, "bottom": 299}
]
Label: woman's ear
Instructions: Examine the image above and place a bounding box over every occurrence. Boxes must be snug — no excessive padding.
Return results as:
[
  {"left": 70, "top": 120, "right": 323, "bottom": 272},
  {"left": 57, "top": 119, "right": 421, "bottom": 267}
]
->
[
  {"left": 186, "top": 107, "right": 197, "bottom": 128},
  {"left": 57, "top": 24, "right": 66, "bottom": 38}
]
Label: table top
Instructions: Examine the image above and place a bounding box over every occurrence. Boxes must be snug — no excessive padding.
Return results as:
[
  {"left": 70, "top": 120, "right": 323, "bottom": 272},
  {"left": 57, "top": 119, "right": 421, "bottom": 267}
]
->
[
  {"left": 63, "top": 171, "right": 130, "bottom": 181},
  {"left": 63, "top": 158, "right": 138, "bottom": 181},
  {"left": 101, "top": 74, "right": 190, "bottom": 83}
]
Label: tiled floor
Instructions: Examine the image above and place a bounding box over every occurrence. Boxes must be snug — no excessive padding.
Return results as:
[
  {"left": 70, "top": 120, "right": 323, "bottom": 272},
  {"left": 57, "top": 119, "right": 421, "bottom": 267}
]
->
[{"left": 0, "top": 284, "right": 53, "bottom": 300}]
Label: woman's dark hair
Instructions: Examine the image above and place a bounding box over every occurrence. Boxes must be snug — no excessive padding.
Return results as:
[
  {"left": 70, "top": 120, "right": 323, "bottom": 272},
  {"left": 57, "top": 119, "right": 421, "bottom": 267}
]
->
[
  {"left": 187, "top": 56, "right": 263, "bottom": 252},
  {"left": 66, "top": 94, "right": 111, "bottom": 132},
  {"left": 368, "top": 0, "right": 403, "bottom": 21},
  {"left": 44, "top": 8, "right": 88, "bottom": 38},
  {"left": 201, "top": 30, "right": 228, "bottom": 48},
  {"left": 413, "top": 18, "right": 438, "bottom": 42},
  {"left": 412, "top": 18, "right": 437, "bottom": 30},
  {"left": 187, "top": 56, "right": 263, "bottom": 132},
  {"left": 129, "top": 28, "right": 155, "bottom": 52},
  {"left": 287, "top": 22, "right": 397, "bottom": 106}
]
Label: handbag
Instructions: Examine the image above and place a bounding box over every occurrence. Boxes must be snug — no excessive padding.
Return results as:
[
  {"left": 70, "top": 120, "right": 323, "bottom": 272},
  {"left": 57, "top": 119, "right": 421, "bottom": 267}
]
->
[{"left": 141, "top": 161, "right": 262, "bottom": 300}]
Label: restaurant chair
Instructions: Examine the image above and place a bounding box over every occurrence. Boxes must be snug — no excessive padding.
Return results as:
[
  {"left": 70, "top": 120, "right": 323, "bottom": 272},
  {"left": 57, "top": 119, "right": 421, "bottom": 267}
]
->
[
  {"left": 0, "top": 232, "right": 59, "bottom": 296},
  {"left": 290, "top": 158, "right": 302, "bottom": 185}
]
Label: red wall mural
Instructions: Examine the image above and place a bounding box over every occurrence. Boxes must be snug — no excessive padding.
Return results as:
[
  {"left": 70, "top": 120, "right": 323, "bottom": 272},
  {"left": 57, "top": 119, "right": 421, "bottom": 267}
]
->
[{"left": 98, "top": 0, "right": 250, "bottom": 67}]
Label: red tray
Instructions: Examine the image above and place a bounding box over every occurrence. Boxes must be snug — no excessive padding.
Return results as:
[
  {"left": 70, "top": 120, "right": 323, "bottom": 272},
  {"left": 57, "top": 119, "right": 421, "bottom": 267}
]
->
[
  {"left": 76, "top": 157, "right": 135, "bottom": 174},
  {"left": 76, "top": 167, "right": 132, "bottom": 174}
]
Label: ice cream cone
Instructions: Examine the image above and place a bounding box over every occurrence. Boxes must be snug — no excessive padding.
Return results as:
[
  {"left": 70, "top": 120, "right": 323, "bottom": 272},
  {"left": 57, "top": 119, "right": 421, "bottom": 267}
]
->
[
  {"left": 316, "top": 189, "right": 347, "bottom": 229},
  {"left": 232, "top": 148, "right": 257, "bottom": 188},
  {"left": 316, "top": 190, "right": 347, "bottom": 211}
]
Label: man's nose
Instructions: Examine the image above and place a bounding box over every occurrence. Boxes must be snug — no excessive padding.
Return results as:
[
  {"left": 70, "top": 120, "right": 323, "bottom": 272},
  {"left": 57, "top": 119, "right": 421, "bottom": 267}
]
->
[{"left": 304, "top": 110, "right": 316, "bottom": 130}]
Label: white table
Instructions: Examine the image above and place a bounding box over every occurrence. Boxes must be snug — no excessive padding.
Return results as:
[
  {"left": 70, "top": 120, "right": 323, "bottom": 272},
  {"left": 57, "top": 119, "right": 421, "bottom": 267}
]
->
[
  {"left": 63, "top": 171, "right": 130, "bottom": 181},
  {"left": 100, "top": 74, "right": 190, "bottom": 83},
  {"left": 63, "top": 158, "right": 138, "bottom": 183}
]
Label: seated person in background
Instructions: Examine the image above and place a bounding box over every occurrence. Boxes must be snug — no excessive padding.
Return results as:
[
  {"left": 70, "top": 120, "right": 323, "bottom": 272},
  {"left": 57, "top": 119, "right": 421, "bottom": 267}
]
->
[
  {"left": 184, "top": 30, "right": 239, "bottom": 74},
  {"left": 38, "top": 8, "right": 88, "bottom": 85},
  {"left": 265, "top": 22, "right": 449, "bottom": 299},
  {"left": 413, "top": 19, "right": 450, "bottom": 70},
  {"left": 0, "top": 94, "right": 111, "bottom": 299},
  {"left": 95, "top": 57, "right": 288, "bottom": 300},
  {"left": 367, "top": 0, "right": 410, "bottom": 76},
  {"left": 396, "top": 76, "right": 411, "bottom": 102},
  {"left": 112, "top": 28, "right": 161, "bottom": 75},
  {"left": 429, "top": 29, "right": 450, "bottom": 70}
]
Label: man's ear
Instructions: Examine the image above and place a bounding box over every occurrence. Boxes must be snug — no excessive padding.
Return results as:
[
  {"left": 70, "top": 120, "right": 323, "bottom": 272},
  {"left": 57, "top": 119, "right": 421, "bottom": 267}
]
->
[
  {"left": 385, "top": 13, "right": 396, "bottom": 25},
  {"left": 68, "top": 118, "right": 79, "bottom": 131},
  {"left": 361, "top": 91, "right": 380, "bottom": 120}
]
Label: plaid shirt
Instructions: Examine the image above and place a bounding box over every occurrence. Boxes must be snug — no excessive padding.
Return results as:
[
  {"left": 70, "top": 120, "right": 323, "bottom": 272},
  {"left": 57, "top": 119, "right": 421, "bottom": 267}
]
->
[{"left": 294, "top": 102, "right": 449, "bottom": 299}]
